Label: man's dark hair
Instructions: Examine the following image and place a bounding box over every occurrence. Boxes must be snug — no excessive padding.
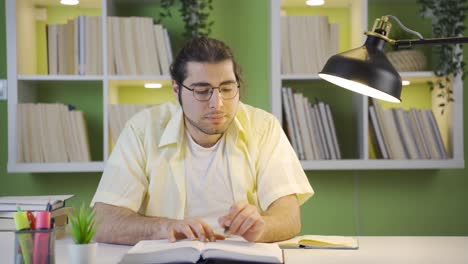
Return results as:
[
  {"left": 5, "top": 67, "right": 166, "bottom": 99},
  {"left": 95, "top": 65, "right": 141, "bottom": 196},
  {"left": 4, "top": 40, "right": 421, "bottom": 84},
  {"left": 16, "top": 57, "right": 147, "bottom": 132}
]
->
[{"left": 170, "top": 37, "right": 244, "bottom": 102}]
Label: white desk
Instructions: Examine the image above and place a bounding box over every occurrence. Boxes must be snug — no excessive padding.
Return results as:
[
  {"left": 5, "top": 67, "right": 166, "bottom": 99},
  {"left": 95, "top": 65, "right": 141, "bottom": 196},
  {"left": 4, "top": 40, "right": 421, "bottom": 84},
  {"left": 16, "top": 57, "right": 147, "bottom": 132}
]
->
[{"left": 1, "top": 232, "right": 467, "bottom": 264}]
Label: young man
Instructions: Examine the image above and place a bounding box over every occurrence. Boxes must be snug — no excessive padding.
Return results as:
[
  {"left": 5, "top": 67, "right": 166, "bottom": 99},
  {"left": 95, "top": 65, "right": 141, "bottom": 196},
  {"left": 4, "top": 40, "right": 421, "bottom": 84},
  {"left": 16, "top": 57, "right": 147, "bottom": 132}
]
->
[{"left": 91, "top": 37, "right": 313, "bottom": 245}]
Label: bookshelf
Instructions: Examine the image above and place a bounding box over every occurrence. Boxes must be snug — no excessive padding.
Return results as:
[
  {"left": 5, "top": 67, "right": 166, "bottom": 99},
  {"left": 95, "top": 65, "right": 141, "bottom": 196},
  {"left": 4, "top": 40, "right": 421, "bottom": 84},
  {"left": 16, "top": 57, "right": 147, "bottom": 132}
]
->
[
  {"left": 6, "top": 0, "right": 175, "bottom": 173},
  {"left": 270, "top": 0, "right": 464, "bottom": 170}
]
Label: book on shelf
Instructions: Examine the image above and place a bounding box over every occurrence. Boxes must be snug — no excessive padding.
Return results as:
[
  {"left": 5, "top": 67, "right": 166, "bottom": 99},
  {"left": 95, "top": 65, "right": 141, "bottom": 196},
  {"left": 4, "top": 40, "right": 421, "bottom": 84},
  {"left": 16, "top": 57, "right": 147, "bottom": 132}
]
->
[
  {"left": 311, "top": 104, "right": 327, "bottom": 160},
  {"left": 46, "top": 16, "right": 102, "bottom": 75},
  {"left": 369, "top": 105, "right": 389, "bottom": 159},
  {"left": 281, "top": 88, "right": 299, "bottom": 155},
  {"left": 0, "top": 195, "right": 74, "bottom": 212},
  {"left": 281, "top": 15, "right": 339, "bottom": 74},
  {"left": 16, "top": 103, "right": 91, "bottom": 163},
  {"left": 295, "top": 93, "right": 314, "bottom": 160},
  {"left": 393, "top": 108, "right": 416, "bottom": 159},
  {"left": 280, "top": 88, "right": 342, "bottom": 160},
  {"left": 120, "top": 238, "right": 283, "bottom": 264},
  {"left": 325, "top": 103, "right": 341, "bottom": 159},
  {"left": 426, "top": 110, "right": 449, "bottom": 159},
  {"left": 369, "top": 99, "right": 449, "bottom": 160},
  {"left": 278, "top": 235, "right": 358, "bottom": 250}
]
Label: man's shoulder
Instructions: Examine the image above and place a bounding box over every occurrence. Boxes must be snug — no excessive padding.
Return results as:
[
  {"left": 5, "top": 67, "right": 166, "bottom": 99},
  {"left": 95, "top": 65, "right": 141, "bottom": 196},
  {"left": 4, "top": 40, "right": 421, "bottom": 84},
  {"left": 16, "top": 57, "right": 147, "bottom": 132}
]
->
[
  {"left": 238, "top": 102, "right": 277, "bottom": 124},
  {"left": 237, "top": 102, "right": 278, "bottom": 132},
  {"left": 128, "top": 102, "right": 180, "bottom": 130}
]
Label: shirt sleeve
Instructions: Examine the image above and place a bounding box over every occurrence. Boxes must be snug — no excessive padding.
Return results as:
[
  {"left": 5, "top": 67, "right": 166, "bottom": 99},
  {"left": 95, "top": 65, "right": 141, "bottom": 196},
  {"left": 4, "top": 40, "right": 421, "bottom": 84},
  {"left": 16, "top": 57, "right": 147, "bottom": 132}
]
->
[
  {"left": 90, "top": 121, "right": 148, "bottom": 213},
  {"left": 256, "top": 116, "right": 314, "bottom": 211}
]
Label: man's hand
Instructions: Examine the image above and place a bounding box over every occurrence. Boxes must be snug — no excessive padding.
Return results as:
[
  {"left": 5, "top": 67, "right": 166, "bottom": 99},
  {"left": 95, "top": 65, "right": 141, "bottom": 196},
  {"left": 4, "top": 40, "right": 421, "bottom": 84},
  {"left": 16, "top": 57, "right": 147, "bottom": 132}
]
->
[
  {"left": 218, "top": 201, "right": 266, "bottom": 242},
  {"left": 167, "top": 218, "right": 225, "bottom": 242}
]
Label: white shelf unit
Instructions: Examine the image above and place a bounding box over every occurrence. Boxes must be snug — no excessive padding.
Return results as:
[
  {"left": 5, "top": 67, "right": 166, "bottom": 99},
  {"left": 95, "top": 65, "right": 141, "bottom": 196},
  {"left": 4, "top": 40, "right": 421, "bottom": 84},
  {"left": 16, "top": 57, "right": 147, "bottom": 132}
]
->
[
  {"left": 6, "top": 0, "right": 173, "bottom": 173},
  {"left": 270, "top": 0, "right": 464, "bottom": 170}
]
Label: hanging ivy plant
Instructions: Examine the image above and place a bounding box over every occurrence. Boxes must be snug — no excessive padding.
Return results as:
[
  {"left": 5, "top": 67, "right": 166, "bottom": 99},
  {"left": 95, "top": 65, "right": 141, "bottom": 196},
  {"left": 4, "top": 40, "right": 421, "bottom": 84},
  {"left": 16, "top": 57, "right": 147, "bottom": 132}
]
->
[
  {"left": 158, "top": 0, "right": 214, "bottom": 39},
  {"left": 418, "top": 0, "right": 468, "bottom": 114}
]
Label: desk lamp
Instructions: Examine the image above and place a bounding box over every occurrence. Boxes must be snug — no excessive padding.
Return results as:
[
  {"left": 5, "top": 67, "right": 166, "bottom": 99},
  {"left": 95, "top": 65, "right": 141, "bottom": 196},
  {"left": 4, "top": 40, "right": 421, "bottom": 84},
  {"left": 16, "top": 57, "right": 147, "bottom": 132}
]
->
[{"left": 318, "top": 15, "right": 468, "bottom": 103}]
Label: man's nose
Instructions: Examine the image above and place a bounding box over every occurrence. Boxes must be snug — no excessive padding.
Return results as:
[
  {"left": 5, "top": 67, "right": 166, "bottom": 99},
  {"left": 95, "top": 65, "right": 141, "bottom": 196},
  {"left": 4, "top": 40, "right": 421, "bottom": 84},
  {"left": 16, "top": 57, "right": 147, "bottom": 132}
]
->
[{"left": 209, "top": 89, "right": 224, "bottom": 109}]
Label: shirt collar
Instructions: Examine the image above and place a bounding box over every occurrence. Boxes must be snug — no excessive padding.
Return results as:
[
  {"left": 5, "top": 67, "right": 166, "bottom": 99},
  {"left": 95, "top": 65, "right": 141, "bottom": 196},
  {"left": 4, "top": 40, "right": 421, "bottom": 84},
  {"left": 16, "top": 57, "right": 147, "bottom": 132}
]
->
[
  {"left": 158, "top": 106, "right": 184, "bottom": 148},
  {"left": 158, "top": 102, "right": 247, "bottom": 148}
]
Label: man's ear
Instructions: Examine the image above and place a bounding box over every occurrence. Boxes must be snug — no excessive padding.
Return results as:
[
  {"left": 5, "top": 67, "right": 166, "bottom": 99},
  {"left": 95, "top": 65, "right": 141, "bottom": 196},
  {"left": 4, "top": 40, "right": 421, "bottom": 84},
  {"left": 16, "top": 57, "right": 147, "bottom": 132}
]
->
[{"left": 172, "top": 80, "right": 180, "bottom": 98}]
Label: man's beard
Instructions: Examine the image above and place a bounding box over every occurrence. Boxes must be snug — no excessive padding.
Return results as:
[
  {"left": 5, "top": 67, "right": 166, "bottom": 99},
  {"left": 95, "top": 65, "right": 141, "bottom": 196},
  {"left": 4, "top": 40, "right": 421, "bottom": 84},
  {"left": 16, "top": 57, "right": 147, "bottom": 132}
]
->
[{"left": 184, "top": 113, "right": 234, "bottom": 136}]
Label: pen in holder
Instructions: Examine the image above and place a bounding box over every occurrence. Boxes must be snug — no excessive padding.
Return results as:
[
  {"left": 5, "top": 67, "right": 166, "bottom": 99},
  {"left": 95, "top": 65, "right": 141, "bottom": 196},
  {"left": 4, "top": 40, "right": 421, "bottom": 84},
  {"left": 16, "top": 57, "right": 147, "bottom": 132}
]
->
[
  {"left": 14, "top": 229, "right": 55, "bottom": 264},
  {"left": 34, "top": 211, "right": 53, "bottom": 264}
]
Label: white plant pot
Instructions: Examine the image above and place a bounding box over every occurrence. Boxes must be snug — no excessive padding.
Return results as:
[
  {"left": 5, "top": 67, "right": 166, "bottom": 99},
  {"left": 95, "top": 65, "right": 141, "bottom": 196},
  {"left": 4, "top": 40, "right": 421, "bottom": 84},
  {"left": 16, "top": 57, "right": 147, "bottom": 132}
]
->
[{"left": 68, "top": 242, "right": 97, "bottom": 264}]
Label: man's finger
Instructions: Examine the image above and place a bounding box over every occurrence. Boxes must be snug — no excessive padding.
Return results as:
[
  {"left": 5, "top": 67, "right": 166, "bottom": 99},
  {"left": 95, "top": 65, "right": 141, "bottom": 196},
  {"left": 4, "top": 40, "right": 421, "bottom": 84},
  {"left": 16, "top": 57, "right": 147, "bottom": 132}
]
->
[
  {"left": 226, "top": 206, "right": 255, "bottom": 235},
  {"left": 168, "top": 228, "right": 176, "bottom": 242},
  {"left": 188, "top": 221, "right": 206, "bottom": 241},
  {"left": 237, "top": 215, "right": 259, "bottom": 236},
  {"left": 214, "top": 233, "right": 226, "bottom": 240},
  {"left": 179, "top": 224, "right": 196, "bottom": 240},
  {"left": 200, "top": 221, "right": 216, "bottom": 242},
  {"left": 224, "top": 202, "right": 249, "bottom": 229}
]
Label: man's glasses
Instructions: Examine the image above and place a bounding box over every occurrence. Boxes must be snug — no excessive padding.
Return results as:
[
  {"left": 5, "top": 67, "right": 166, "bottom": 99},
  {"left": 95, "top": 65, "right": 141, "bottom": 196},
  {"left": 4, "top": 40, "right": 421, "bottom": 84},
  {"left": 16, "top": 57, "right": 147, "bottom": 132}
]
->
[{"left": 180, "top": 82, "right": 240, "bottom": 101}]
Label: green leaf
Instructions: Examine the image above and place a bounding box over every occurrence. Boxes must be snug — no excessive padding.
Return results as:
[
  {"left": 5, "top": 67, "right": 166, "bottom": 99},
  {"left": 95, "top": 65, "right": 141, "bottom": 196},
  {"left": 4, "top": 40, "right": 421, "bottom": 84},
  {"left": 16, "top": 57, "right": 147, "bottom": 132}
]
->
[{"left": 69, "top": 202, "right": 96, "bottom": 244}]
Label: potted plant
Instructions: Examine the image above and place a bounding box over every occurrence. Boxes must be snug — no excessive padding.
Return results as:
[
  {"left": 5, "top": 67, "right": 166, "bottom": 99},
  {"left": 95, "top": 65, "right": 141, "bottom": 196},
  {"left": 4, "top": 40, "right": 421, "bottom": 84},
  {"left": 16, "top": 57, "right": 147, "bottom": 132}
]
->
[
  {"left": 67, "top": 203, "right": 97, "bottom": 264},
  {"left": 418, "top": 0, "right": 468, "bottom": 114},
  {"left": 158, "top": 0, "right": 214, "bottom": 38}
]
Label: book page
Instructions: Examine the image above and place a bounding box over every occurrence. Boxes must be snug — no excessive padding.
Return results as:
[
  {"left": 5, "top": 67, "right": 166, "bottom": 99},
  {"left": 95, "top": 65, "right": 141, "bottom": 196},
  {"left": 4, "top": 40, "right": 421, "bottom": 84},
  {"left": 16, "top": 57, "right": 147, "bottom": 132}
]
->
[
  {"left": 202, "top": 238, "right": 283, "bottom": 263},
  {"left": 122, "top": 240, "right": 203, "bottom": 264}
]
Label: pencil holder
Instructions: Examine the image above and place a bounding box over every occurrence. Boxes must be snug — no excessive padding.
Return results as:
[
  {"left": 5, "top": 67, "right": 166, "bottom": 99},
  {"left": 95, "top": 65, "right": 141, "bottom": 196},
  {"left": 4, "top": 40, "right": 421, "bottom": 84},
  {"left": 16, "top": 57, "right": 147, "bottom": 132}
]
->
[{"left": 14, "top": 229, "right": 55, "bottom": 264}]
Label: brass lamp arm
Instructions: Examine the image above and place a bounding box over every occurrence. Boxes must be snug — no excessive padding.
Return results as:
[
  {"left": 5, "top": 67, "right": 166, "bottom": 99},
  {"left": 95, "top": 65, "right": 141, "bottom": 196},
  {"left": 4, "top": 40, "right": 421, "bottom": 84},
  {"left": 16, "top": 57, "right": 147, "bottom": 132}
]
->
[{"left": 364, "top": 15, "right": 468, "bottom": 49}]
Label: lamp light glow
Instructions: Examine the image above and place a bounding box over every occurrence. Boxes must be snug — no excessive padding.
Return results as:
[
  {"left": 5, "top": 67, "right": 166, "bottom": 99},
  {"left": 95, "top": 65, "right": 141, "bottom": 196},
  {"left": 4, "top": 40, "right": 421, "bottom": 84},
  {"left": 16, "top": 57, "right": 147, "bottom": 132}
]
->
[
  {"left": 144, "top": 83, "right": 163, "bottom": 89},
  {"left": 306, "top": 0, "right": 325, "bottom": 6},
  {"left": 60, "top": 0, "right": 79, "bottom": 5},
  {"left": 319, "top": 73, "right": 401, "bottom": 103},
  {"left": 402, "top": 80, "right": 410, "bottom": 86}
]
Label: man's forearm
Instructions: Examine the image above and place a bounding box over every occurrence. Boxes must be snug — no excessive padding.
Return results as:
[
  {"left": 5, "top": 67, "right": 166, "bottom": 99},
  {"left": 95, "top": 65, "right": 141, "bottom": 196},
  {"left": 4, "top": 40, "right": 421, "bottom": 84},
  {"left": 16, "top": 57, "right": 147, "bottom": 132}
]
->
[
  {"left": 258, "top": 195, "right": 301, "bottom": 242},
  {"left": 93, "top": 202, "right": 171, "bottom": 245}
]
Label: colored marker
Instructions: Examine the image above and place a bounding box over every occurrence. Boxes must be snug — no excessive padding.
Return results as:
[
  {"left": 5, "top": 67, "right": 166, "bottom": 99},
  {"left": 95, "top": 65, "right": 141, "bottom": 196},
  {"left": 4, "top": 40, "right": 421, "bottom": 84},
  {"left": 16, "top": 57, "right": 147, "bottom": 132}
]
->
[
  {"left": 33, "top": 210, "right": 52, "bottom": 264},
  {"left": 14, "top": 208, "right": 33, "bottom": 264}
]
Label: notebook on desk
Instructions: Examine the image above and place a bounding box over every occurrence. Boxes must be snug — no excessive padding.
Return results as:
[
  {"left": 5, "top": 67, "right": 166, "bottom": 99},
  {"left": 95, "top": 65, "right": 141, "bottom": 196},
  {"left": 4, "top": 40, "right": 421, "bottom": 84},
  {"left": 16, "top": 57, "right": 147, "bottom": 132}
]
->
[
  {"left": 278, "top": 235, "right": 359, "bottom": 249},
  {"left": 120, "top": 237, "right": 283, "bottom": 264}
]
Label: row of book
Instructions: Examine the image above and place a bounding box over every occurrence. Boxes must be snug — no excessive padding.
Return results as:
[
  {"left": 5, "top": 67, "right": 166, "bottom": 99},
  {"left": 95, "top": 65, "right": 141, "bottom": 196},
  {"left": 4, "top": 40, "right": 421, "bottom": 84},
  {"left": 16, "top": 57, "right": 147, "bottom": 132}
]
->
[
  {"left": 109, "top": 104, "right": 152, "bottom": 144},
  {"left": 46, "top": 16, "right": 173, "bottom": 76},
  {"left": 369, "top": 99, "right": 448, "bottom": 160},
  {"left": 16, "top": 103, "right": 91, "bottom": 163},
  {"left": 282, "top": 87, "right": 342, "bottom": 160},
  {"left": 47, "top": 16, "right": 102, "bottom": 75},
  {"left": 281, "top": 15, "right": 339, "bottom": 75},
  {"left": 107, "top": 16, "right": 173, "bottom": 76}
]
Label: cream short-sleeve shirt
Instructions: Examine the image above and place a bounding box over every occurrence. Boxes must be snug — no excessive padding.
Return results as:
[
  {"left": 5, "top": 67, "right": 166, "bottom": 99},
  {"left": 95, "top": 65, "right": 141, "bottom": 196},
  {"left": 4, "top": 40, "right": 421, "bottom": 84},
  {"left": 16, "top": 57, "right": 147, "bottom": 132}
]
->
[{"left": 91, "top": 102, "right": 314, "bottom": 220}]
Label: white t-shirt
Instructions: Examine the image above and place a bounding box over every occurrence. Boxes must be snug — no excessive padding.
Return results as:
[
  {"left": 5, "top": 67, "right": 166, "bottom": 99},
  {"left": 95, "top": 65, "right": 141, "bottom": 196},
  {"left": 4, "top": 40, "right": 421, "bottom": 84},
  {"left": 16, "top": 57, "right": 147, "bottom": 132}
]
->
[{"left": 184, "top": 131, "right": 234, "bottom": 234}]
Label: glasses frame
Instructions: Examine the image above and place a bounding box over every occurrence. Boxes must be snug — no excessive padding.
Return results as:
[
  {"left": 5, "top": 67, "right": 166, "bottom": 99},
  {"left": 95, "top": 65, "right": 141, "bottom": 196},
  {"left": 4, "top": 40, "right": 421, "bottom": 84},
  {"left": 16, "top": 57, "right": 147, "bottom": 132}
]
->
[{"left": 179, "top": 82, "right": 240, "bottom": 101}]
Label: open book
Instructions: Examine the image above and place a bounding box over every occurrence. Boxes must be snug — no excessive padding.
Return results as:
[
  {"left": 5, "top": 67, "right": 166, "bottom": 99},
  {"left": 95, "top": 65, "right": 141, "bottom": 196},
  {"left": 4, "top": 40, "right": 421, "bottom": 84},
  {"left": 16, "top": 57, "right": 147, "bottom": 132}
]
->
[
  {"left": 120, "top": 238, "right": 283, "bottom": 264},
  {"left": 278, "top": 235, "right": 359, "bottom": 249}
]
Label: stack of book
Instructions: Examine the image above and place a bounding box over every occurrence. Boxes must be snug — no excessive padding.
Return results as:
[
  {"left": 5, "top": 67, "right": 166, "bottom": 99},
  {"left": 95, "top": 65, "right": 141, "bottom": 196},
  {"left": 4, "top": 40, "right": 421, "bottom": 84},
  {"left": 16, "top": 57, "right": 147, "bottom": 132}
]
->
[
  {"left": 369, "top": 98, "right": 448, "bottom": 159},
  {"left": 16, "top": 103, "right": 91, "bottom": 163},
  {"left": 281, "top": 15, "right": 339, "bottom": 74},
  {"left": 107, "top": 16, "right": 173, "bottom": 75},
  {"left": 0, "top": 195, "right": 74, "bottom": 239},
  {"left": 282, "top": 87, "right": 341, "bottom": 160}
]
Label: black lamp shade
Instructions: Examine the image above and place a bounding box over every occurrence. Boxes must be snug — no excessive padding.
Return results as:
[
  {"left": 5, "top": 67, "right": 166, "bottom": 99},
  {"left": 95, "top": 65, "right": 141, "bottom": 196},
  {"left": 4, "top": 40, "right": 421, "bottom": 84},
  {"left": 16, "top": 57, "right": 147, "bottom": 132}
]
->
[{"left": 319, "top": 35, "right": 402, "bottom": 103}]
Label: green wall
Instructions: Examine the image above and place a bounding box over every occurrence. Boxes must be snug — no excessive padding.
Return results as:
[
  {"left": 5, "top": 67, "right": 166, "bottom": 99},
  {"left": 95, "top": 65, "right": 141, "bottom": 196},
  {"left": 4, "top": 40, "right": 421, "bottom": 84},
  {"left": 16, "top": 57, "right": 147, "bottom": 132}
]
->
[{"left": 0, "top": 0, "right": 467, "bottom": 236}]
